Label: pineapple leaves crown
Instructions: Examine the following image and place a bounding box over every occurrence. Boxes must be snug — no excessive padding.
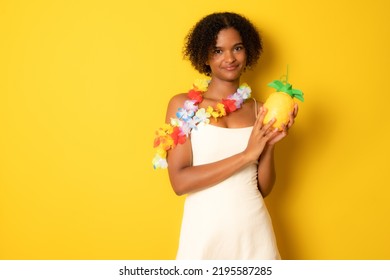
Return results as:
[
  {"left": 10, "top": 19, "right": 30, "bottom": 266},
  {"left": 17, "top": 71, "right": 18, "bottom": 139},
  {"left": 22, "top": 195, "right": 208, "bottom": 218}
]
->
[
  {"left": 267, "top": 66, "right": 304, "bottom": 102},
  {"left": 268, "top": 80, "right": 304, "bottom": 102}
]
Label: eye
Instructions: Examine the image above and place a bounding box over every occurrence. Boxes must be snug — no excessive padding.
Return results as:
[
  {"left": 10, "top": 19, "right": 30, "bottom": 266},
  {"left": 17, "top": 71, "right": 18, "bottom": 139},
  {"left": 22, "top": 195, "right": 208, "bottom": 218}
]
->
[
  {"left": 213, "top": 49, "right": 222, "bottom": 55},
  {"left": 234, "top": 45, "right": 244, "bottom": 52}
]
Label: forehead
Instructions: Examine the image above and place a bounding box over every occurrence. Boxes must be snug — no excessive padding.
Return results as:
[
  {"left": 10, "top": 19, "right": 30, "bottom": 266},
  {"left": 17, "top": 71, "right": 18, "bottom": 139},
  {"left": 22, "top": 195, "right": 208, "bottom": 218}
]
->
[{"left": 215, "top": 28, "right": 243, "bottom": 46}]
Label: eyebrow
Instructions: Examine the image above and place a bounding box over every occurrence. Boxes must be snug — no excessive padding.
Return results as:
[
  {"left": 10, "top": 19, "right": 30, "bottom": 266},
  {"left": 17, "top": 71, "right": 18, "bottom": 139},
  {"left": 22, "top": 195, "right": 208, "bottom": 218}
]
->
[{"left": 213, "top": 42, "right": 244, "bottom": 49}]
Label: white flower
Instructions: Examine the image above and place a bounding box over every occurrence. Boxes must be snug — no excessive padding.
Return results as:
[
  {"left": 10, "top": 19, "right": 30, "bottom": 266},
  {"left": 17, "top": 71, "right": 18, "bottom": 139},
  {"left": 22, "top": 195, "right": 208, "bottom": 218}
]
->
[
  {"left": 152, "top": 155, "right": 168, "bottom": 169},
  {"left": 231, "top": 93, "right": 244, "bottom": 108},
  {"left": 237, "top": 83, "right": 252, "bottom": 99},
  {"left": 194, "top": 108, "right": 211, "bottom": 125},
  {"left": 179, "top": 122, "right": 192, "bottom": 137},
  {"left": 184, "top": 100, "right": 199, "bottom": 113}
]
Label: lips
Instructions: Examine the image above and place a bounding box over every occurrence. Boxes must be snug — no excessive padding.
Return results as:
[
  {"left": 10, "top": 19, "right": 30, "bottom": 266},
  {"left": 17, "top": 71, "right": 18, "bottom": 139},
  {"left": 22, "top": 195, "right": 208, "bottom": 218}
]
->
[{"left": 224, "top": 64, "right": 239, "bottom": 71}]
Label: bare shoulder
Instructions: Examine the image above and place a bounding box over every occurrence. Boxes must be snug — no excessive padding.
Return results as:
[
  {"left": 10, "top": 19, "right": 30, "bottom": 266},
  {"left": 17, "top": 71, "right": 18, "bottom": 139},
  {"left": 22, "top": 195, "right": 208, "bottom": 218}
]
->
[
  {"left": 252, "top": 98, "right": 264, "bottom": 106},
  {"left": 165, "top": 93, "right": 188, "bottom": 122},
  {"left": 244, "top": 98, "right": 263, "bottom": 112},
  {"left": 168, "top": 93, "right": 188, "bottom": 107}
]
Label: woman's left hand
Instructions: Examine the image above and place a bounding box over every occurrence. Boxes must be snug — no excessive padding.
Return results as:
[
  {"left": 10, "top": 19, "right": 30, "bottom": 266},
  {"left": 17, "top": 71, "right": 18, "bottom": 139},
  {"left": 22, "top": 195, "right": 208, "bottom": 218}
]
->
[{"left": 267, "top": 103, "right": 299, "bottom": 146}]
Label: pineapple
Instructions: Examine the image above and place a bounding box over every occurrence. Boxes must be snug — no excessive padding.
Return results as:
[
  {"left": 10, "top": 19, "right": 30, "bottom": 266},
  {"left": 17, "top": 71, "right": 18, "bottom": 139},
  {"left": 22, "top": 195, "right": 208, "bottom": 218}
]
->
[{"left": 263, "top": 77, "right": 304, "bottom": 130}]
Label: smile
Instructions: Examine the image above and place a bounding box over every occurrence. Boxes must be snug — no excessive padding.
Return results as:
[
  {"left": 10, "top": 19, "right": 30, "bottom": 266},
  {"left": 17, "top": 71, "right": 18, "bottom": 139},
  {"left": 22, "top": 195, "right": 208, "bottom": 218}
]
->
[{"left": 224, "top": 65, "right": 239, "bottom": 71}]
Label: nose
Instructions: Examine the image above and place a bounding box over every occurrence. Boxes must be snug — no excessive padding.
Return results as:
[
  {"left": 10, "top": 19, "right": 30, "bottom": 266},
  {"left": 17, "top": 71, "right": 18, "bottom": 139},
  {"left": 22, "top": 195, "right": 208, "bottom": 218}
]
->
[{"left": 224, "top": 51, "right": 236, "bottom": 63}]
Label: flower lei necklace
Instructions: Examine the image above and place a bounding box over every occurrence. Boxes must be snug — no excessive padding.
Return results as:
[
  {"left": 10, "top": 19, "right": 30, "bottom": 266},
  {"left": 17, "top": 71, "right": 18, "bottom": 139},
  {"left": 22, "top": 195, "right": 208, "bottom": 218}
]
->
[{"left": 152, "top": 79, "right": 252, "bottom": 169}]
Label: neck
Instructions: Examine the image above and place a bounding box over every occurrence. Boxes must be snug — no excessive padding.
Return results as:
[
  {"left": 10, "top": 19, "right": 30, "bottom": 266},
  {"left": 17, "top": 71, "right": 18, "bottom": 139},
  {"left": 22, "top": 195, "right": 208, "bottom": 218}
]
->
[{"left": 205, "top": 78, "right": 240, "bottom": 99}]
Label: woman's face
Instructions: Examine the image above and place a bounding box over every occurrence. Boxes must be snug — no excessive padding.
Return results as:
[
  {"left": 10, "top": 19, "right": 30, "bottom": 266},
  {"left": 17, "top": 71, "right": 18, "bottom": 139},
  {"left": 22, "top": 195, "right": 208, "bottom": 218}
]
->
[{"left": 207, "top": 27, "right": 247, "bottom": 82}]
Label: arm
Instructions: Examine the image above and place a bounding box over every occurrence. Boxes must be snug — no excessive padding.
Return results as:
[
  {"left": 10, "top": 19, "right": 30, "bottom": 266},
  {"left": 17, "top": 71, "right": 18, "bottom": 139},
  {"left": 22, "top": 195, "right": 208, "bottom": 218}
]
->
[
  {"left": 166, "top": 95, "right": 278, "bottom": 196},
  {"left": 257, "top": 103, "right": 299, "bottom": 197},
  {"left": 257, "top": 145, "right": 276, "bottom": 197}
]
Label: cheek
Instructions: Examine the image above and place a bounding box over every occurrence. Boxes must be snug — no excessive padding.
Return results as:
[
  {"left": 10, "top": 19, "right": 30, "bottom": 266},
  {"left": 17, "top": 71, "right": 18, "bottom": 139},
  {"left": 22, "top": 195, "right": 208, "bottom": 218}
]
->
[
  {"left": 207, "top": 57, "right": 221, "bottom": 68},
  {"left": 209, "top": 55, "right": 220, "bottom": 62},
  {"left": 238, "top": 52, "right": 247, "bottom": 62}
]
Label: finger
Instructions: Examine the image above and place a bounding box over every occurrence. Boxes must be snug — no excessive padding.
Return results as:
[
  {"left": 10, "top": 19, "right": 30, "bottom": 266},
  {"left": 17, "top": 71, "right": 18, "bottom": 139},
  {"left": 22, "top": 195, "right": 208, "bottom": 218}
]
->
[
  {"left": 261, "top": 118, "right": 276, "bottom": 136},
  {"left": 287, "top": 115, "right": 294, "bottom": 129},
  {"left": 254, "top": 106, "right": 263, "bottom": 124},
  {"left": 293, "top": 103, "right": 299, "bottom": 117},
  {"left": 265, "top": 127, "right": 279, "bottom": 140},
  {"left": 287, "top": 107, "right": 297, "bottom": 128},
  {"left": 268, "top": 130, "right": 287, "bottom": 144},
  {"left": 281, "top": 123, "right": 289, "bottom": 133},
  {"left": 253, "top": 114, "right": 262, "bottom": 133},
  {"left": 254, "top": 106, "right": 267, "bottom": 130},
  {"left": 255, "top": 103, "right": 262, "bottom": 118}
]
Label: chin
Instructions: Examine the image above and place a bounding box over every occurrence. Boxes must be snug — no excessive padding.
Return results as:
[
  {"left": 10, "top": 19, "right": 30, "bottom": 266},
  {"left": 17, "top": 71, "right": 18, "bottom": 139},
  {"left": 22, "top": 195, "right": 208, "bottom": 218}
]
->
[{"left": 217, "top": 73, "right": 243, "bottom": 82}]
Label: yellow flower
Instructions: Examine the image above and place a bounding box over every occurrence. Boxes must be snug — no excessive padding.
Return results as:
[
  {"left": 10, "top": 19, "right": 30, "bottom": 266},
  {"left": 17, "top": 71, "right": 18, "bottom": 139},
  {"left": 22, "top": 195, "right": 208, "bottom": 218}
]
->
[
  {"left": 170, "top": 118, "right": 182, "bottom": 127},
  {"left": 161, "top": 123, "right": 173, "bottom": 134},
  {"left": 155, "top": 147, "right": 167, "bottom": 158},
  {"left": 161, "top": 136, "right": 174, "bottom": 150},
  {"left": 193, "top": 79, "right": 210, "bottom": 92},
  {"left": 207, "top": 106, "right": 218, "bottom": 120},
  {"left": 216, "top": 103, "right": 226, "bottom": 117},
  {"left": 155, "top": 129, "right": 165, "bottom": 137}
]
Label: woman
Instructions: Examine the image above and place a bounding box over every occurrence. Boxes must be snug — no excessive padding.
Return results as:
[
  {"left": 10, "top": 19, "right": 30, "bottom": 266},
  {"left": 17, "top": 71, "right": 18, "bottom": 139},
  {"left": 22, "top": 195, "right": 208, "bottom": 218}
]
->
[{"left": 154, "top": 12, "right": 298, "bottom": 259}]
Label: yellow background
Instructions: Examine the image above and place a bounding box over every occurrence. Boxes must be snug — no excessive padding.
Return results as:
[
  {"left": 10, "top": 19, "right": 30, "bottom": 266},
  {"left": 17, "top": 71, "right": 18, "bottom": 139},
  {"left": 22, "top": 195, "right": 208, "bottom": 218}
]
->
[{"left": 1, "top": 0, "right": 389, "bottom": 259}]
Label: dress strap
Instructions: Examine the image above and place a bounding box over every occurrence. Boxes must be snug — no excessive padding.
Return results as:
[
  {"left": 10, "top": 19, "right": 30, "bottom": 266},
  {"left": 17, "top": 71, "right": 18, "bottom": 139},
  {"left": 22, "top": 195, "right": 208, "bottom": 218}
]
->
[{"left": 252, "top": 98, "right": 258, "bottom": 117}]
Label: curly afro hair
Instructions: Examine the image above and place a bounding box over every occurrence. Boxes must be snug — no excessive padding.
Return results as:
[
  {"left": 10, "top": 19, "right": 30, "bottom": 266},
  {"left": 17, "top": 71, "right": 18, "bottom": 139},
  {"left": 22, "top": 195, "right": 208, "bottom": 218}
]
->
[{"left": 183, "top": 12, "right": 263, "bottom": 76}]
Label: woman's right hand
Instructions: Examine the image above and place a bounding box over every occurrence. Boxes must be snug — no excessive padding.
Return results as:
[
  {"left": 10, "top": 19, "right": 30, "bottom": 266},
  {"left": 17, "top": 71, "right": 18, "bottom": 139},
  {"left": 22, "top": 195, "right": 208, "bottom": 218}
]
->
[{"left": 243, "top": 107, "right": 278, "bottom": 163}]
